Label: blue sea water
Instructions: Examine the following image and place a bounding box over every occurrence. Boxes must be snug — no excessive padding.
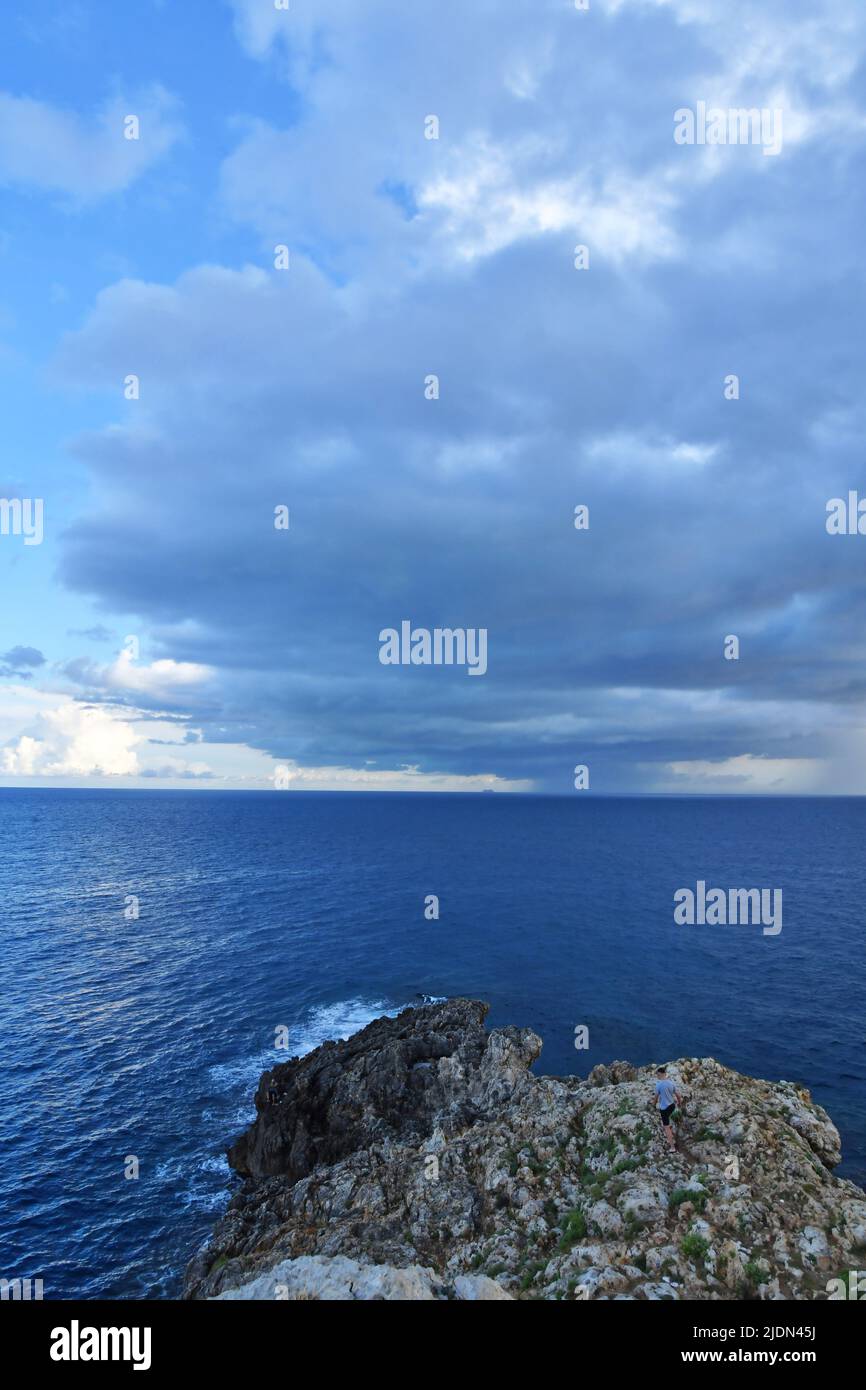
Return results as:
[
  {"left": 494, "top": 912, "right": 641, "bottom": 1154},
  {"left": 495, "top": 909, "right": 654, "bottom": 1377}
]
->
[{"left": 1, "top": 788, "right": 864, "bottom": 1300}]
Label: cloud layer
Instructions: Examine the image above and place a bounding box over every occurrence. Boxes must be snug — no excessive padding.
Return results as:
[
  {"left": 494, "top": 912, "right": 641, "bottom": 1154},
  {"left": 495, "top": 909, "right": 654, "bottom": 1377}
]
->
[{"left": 5, "top": 0, "right": 866, "bottom": 791}]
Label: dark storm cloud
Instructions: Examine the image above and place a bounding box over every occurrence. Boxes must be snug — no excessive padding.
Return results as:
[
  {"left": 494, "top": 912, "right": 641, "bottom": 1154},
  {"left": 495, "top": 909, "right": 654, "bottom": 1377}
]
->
[{"left": 50, "top": 0, "right": 866, "bottom": 790}]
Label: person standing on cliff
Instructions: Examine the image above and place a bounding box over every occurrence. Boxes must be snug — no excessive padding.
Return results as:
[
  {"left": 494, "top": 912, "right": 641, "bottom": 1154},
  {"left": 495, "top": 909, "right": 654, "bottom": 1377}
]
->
[{"left": 653, "top": 1066, "right": 682, "bottom": 1151}]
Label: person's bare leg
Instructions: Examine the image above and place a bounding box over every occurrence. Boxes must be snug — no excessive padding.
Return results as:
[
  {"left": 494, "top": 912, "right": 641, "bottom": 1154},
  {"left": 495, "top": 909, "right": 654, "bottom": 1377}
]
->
[{"left": 663, "top": 1121, "right": 676, "bottom": 1150}]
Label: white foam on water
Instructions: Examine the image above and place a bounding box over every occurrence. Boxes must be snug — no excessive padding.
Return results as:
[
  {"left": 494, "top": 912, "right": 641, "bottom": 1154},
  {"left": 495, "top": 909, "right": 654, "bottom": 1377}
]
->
[
  {"left": 183, "top": 996, "right": 448, "bottom": 1222},
  {"left": 289, "top": 996, "right": 399, "bottom": 1058},
  {"left": 206, "top": 996, "right": 404, "bottom": 1097},
  {"left": 204, "top": 994, "right": 451, "bottom": 1123},
  {"left": 177, "top": 1186, "right": 233, "bottom": 1213},
  {"left": 156, "top": 1150, "right": 233, "bottom": 1217},
  {"left": 204, "top": 995, "right": 430, "bottom": 1089},
  {"left": 156, "top": 1153, "right": 228, "bottom": 1184}
]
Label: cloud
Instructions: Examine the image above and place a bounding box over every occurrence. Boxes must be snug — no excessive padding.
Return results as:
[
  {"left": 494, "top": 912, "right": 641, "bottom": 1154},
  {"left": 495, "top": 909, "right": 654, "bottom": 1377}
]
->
[
  {"left": 0, "top": 684, "right": 529, "bottom": 789},
  {"left": 658, "top": 753, "right": 817, "bottom": 793},
  {"left": 227, "top": 0, "right": 293, "bottom": 61},
  {"left": 270, "top": 762, "right": 532, "bottom": 793},
  {"left": 107, "top": 651, "right": 214, "bottom": 698},
  {"left": 0, "top": 646, "right": 46, "bottom": 678},
  {"left": 0, "top": 693, "right": 141, "bottom": 776},
  {"left": 67, "top": 625, "right": 115, "bottom": 642},
  {"left": 584, "top": 432, "right": 720, "bottom": 474},
  {"left": 140, "top": 761, "right": 214, "bottom": 780},
  {"left": 51, "top": 213, "right": 866, "bottom": 790},
  {"left": 220, "top": 0, "right": 866, "bottom": 284},
  {"left": 0, "top": 688, "right": 227, "bottom": 784},
  {"left": 0, "top": 85, "right": 182, "bottom": 200},
  {"left": 416, "top": 137, "right": 681, "bottom": 266},
  {"left": 34, "top": 0, "right": 866, "bottom": 793},
  {"left": 61, "top": 650, "right": 215, "bottom": 705},
  {"left": 218, "top": 1, "right": 691, "bottom": 275}
]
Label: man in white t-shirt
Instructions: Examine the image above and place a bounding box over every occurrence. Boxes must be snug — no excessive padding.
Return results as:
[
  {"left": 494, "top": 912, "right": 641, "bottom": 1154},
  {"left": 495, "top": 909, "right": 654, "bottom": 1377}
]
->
[{"left": 653, "top": 1066, "right": 682, "bottom": 1151}]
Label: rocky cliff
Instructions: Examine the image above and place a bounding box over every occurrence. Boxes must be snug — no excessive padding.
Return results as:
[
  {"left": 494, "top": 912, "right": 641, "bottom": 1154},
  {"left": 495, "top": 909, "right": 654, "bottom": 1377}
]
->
[{"left": 184, "top": 998, "right": 866, "bottom": 1300}]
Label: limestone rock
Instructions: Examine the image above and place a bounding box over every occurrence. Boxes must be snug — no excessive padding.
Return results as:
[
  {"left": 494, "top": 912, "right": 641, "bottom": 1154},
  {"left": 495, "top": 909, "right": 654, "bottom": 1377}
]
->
[{"left": 184, "top": 999, "right": 866, "bottom": 1302}]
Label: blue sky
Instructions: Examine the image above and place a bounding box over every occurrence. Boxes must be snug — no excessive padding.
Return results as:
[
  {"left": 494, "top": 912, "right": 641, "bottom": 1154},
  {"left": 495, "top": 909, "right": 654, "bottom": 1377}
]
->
[{"left": 2, "top": 0, "right": 866, "bottom": 793}]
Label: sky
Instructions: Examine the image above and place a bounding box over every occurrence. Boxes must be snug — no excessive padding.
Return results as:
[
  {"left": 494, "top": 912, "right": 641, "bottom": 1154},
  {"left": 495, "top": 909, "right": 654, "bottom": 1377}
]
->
[{"left": 2, "top": 0, "right": 866, "bottom": 794}]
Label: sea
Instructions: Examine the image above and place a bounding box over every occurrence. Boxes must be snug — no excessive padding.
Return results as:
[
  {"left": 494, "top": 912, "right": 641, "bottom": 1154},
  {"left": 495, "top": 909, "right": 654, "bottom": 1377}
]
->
[{"left": 1, "top": 789, "right": 864, "bottom": 1299}]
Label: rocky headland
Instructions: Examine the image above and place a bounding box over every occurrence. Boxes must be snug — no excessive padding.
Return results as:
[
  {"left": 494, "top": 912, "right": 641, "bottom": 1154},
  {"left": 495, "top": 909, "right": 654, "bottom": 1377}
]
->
[{"left": 184, "top": 998, "right": 866, "bottom": 1300}]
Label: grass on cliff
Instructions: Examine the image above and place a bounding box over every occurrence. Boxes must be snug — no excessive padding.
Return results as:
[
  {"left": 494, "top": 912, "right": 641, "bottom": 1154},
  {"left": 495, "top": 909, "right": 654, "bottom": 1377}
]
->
[
  {"left": 680, "top": 1232, "right": 710, "bottom": 1263},
  {"left": 558, "top": 1209, "right": 588, "bottom": 1250},
  {"left": 670, "top": 1186, "right": 709, "bottom": 1214}
]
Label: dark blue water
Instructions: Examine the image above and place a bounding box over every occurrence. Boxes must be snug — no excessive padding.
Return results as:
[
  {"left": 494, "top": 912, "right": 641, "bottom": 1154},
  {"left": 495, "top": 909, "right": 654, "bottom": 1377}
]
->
[{"left": 1, "top": 789, "right": 864, "bottom": 1299}]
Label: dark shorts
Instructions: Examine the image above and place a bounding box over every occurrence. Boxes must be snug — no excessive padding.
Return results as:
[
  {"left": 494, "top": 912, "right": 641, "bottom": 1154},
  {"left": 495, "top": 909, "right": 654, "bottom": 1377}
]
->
[{"left": 659, "top": 1104, "right": 675, "bottom": 1127}]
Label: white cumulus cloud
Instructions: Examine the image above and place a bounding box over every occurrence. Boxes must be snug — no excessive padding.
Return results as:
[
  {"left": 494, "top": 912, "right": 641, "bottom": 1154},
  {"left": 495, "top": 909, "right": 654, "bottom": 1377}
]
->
[{"left": 1, "top": 697, "right": 141, "bottom": 776}]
